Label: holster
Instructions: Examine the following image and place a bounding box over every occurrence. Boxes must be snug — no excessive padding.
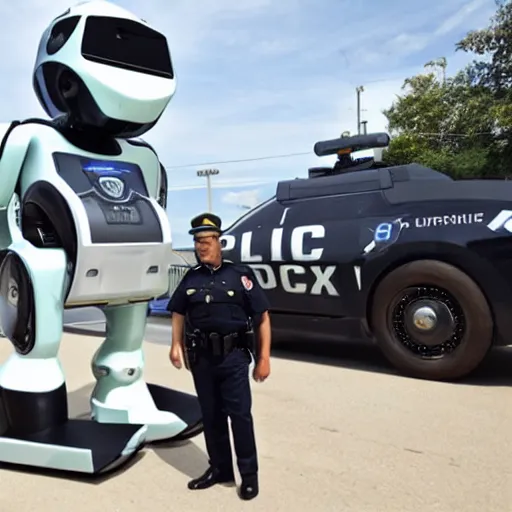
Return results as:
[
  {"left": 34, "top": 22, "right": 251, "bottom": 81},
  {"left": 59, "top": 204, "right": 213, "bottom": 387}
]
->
[{"left": 184, "top": 330, "right": 199, "bottom": 368}]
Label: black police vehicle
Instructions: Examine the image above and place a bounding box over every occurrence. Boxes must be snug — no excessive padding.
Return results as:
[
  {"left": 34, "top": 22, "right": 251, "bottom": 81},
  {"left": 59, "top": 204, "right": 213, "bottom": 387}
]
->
[{"left": 220, "top": 131, "right": 512, "bottom": 381}]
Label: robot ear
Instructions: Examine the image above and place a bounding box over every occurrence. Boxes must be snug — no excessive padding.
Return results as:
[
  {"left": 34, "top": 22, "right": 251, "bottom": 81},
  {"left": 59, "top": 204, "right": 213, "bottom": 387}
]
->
[{"left": 57, "top": 69, "right": 79, "bottom": 100}]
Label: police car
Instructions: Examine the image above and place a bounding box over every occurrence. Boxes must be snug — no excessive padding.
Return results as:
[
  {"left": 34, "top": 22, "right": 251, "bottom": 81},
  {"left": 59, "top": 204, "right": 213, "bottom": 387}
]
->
[
  {"left": 147, "top": 293, "right": 171, "bottom": 316},
  {"left": 219, "top": 132, "right": 512, "bottom": 381}
]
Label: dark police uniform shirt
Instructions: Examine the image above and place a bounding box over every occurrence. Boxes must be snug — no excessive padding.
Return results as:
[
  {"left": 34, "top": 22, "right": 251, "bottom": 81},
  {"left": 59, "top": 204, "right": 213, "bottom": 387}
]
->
[{"left": 168, "top": 260, "right": 270, "bottom": 335}]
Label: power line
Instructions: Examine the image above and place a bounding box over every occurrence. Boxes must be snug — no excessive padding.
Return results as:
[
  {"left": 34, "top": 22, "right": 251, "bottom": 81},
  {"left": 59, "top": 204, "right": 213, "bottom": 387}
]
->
[
  {"left": 164, "top": 132, "right": 497, "bottom": 170},
  {"left": 413, "top": 131, "right": 495, "bottom": 137},
  {"left": 165, "top": 151, "right": 312, "bottom": 170}
]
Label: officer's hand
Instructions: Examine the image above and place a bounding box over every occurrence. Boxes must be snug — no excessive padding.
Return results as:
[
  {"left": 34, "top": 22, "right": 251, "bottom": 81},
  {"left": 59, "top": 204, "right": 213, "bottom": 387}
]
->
[
  {"left": 253, "top": 357, "right": 270, "bottom": 382},
  {"left": 170, "top": 345, "right": 183, "bottom": 369}
]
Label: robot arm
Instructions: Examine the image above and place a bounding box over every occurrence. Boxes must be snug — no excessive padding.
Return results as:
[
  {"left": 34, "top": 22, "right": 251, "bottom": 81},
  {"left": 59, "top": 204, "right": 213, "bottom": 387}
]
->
[
  {"left": 124, "top": 139, "right": 168, "bottom": 207},
  {"left": 0, "top": 121, "right": 31, "bottom": 209}
]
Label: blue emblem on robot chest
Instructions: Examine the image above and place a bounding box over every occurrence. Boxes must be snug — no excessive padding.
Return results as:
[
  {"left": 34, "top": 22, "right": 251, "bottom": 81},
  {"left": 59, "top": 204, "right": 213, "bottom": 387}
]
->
[{"left": 98, "top": 176, "right": 125, "bottom": 199}]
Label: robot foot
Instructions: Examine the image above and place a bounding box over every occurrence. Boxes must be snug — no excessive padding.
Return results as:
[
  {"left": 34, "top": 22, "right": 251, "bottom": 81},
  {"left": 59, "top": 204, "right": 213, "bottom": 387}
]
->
[
  {"left": 0, "top": 420, "right": 147, "bottom": 474},
  {"left": 146, "top": 383, "right": 203, "bottom": 443},
  {"left": 91, "top": 382, "right": 203, "bottom": 443}
]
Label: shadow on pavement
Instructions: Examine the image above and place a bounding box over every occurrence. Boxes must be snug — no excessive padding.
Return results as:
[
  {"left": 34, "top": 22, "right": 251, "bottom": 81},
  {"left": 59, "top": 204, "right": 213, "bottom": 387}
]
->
[
  {"left": 150, "top": 439, "right": 208, "bottom": 478},
  {"left": 272, "top": 338, "right": 395, "bottom": 375},
  {"left": 271, "top": 338, "right": 512, "bottom": 387}
]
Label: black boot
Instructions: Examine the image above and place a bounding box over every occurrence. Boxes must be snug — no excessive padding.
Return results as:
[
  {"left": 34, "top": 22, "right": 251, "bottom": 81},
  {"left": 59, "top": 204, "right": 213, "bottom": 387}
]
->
[
  {"left": 188, "top": 466, "right": 235, "bottom": 490},
  {"left": 239, "top": 474, "right": 259, "bottom": 500}
]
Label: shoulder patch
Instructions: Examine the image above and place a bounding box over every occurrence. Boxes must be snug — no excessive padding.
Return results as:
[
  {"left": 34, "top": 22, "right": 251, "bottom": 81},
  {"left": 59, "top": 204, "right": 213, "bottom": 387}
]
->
[{"left": 241, "top": 275, "right": 253, "bottom": 291}]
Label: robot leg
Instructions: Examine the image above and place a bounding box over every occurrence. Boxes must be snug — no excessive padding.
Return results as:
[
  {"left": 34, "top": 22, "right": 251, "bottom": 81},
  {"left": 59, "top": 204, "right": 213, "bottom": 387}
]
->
[
  {"left": 90, "top": 302, "right": 203, "bottom": 443},
  {"left": 0, "top": 241, "right": 147, "bottom": 474}
]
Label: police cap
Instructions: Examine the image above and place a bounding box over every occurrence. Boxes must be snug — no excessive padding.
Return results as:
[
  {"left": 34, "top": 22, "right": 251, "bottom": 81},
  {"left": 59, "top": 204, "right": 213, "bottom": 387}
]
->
[{"left": 188, "top": 212, "right": 222, "bottom": 235}]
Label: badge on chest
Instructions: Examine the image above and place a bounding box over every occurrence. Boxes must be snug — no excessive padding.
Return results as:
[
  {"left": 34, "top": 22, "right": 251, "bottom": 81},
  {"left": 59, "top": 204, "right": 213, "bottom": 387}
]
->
[{"left": 186, "top": 285, "right": 237, "bottom": 304}]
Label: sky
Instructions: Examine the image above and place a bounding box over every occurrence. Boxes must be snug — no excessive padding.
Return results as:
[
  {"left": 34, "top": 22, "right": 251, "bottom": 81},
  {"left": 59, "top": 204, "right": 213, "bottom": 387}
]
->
[{"left": 0, "top": 0, "right": 498, "bottom": 247}]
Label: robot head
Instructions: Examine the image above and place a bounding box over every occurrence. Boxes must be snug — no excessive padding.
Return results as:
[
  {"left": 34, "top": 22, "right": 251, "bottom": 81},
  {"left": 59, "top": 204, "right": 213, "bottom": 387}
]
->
[{"left": 33, "top": 0, "right": 175, "bottom": 138}]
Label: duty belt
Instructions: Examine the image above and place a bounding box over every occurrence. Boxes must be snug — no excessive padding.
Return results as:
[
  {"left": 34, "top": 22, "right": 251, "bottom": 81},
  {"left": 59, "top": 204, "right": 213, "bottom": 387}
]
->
[{"left": 189, "top": 330, "right": 248, "bottom": 357}]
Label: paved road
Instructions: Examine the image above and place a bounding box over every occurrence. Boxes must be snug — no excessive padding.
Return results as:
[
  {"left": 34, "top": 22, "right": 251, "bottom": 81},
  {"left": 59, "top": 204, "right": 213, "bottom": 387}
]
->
[{"left": 63, "top": 306, "right": 104, "bottom": 325}]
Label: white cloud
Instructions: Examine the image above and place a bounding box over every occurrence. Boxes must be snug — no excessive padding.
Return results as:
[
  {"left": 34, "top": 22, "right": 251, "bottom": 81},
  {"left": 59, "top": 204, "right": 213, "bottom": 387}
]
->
[
  {"left": 435, "top": 0, "right": 490, "bottom": 36},
  {"left": 222, "top": 189, "right": 261, "bottom": 209},
  {"left": 346, "top": 0, "right": 495, "bottom": 69}
]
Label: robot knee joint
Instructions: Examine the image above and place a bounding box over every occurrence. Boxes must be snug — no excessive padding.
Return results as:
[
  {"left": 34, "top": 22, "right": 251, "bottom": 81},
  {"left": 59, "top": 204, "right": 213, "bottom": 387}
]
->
[{"left": 92, "top": 363, "right": 142, "bottom": 385}]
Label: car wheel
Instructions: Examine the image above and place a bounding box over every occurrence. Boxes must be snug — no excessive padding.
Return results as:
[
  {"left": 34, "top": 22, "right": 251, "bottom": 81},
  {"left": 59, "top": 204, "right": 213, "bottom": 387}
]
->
[{"left": 370, "top": 259, "right": 493, "bottom": 381}]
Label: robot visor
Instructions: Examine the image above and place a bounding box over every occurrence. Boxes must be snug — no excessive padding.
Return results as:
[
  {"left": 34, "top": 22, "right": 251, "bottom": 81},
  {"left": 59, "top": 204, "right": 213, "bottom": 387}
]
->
[{"left": 81, "top": 16, "right": 173, "bottom": 80}]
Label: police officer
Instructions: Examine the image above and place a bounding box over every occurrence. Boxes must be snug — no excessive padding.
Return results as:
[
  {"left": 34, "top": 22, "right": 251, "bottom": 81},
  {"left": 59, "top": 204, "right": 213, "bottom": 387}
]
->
[{"left": 168, "top": 212, "right": 271, "bottom": 501}]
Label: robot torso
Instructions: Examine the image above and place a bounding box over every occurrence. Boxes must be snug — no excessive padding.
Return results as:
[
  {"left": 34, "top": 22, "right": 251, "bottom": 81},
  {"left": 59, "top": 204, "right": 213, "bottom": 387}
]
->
[{"left": 9, "top": 121, "right": 172, "bottom": 307}]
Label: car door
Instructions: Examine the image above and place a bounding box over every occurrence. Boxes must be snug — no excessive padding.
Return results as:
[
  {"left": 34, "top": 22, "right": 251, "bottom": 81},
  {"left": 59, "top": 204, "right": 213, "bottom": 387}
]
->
[{"left": 270, "top": 191, "right": 384, "bottom": 317}]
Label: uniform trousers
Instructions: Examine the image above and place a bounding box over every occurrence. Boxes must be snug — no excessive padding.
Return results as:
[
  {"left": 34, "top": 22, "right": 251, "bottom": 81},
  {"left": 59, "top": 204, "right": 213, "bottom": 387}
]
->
[{"left": 191, "top": 347, "right": 258, "bottom": 478}]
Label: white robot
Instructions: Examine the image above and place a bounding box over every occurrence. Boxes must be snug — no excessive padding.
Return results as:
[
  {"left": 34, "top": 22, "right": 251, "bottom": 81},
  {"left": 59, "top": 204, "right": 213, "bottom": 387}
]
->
[{"left": 0, "top": 1, "right": 202, "bottom": 475}]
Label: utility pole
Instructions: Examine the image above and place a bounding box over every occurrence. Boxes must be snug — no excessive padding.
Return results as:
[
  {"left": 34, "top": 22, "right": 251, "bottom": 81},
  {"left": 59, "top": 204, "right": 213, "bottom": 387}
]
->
[
  {"left": 196, "top": 168, "right": 219, "bottom": 211},
  {"left": 361, "top": 120, "right": 368, "bottom": 134},
  {"left": 356, "top": 85, "right": 364, "bottom": 134}
]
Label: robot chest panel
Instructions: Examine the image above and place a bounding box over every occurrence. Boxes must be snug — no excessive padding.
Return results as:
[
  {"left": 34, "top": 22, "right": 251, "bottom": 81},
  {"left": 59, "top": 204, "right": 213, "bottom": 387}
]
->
[{"left": 53, "top": 152, "right": 162, "bottom": 244}]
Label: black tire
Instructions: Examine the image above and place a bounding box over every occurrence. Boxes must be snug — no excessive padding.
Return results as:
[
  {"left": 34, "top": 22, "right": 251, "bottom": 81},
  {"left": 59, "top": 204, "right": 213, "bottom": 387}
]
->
[{"left": 370, "top": 259, "right": 493, "bottom": 381}]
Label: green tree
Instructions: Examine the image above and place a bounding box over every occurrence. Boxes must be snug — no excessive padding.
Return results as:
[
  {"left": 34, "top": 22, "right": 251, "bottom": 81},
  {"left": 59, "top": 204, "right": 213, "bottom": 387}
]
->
[
  {"left": 382, "top": 60, "right": 496, "bottom": 177},
  {"left": 381, "top": 0, "right": 512, "bottom": 177},
  {"left": 456, "top": 0, "right": 512, "bottom": 165},
  {"left": 456, "top": 0, "right": 512, "bottom": 94}
]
